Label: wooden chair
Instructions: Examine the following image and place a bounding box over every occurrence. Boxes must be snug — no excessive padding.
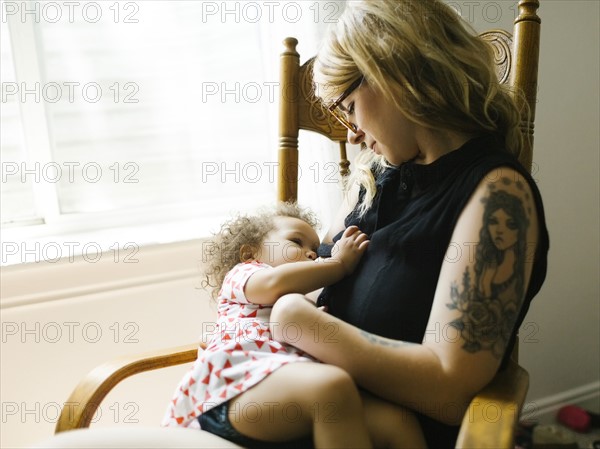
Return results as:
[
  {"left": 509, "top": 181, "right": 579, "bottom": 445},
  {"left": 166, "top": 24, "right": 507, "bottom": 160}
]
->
[{"left": 55, "top": 2, "right": 541, "bottom": 447}]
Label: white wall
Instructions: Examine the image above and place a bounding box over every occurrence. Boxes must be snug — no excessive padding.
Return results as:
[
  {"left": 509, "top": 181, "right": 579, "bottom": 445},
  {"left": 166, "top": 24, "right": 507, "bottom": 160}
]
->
[
  {"left": 1, "top": 241, "right": 218, "bottom": 448},
  {"left": 1, "top": 1, "right": 599, "bottom": 448},
  {"left": 520, "top": 0, "right": 600, "bottom": 419}
]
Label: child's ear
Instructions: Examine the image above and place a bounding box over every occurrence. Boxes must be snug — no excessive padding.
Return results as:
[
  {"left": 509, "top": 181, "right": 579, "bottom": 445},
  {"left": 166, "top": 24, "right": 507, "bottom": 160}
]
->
[{"left": 239, "top": 244, "right": 256, "bottom": 262}]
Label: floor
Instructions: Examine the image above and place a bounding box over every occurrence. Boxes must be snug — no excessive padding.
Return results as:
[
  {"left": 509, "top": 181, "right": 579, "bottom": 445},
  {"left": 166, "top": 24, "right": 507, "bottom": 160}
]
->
[{"left": 517, "top": 420, "right": 600, "bottom": 449}]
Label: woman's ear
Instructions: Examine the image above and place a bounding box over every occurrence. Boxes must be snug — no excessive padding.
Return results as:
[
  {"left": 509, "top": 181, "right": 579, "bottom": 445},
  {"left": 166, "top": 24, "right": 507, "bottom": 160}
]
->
[{"left": 239, "top": 244, "right": 256, "bottom": 262}]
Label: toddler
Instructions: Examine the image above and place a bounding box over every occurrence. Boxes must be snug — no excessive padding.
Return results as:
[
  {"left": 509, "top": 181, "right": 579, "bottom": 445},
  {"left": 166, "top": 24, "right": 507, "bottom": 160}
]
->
[{"left": 163, "top": 202, "right": 372, "bottom": 448}]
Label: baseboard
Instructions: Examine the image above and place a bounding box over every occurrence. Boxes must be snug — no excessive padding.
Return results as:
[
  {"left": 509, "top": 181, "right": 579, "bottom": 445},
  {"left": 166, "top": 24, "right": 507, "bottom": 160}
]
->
[{"left": 523, "top": 381, "right": 600, "bottom": 423}]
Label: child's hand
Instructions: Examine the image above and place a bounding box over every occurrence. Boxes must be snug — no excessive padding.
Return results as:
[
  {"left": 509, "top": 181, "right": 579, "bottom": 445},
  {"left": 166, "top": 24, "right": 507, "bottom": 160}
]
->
[{"left": 330, "top": 226, "right": 369, "bottom": 275}]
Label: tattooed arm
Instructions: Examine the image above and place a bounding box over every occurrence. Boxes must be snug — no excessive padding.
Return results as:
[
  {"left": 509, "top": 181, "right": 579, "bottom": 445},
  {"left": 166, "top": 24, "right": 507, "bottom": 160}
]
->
[
  {"left": 270, "top": 167, "right": 539, "bottom": 425},
  {"left": 416, "top": 167, "right": 539, "bottom": 412}
]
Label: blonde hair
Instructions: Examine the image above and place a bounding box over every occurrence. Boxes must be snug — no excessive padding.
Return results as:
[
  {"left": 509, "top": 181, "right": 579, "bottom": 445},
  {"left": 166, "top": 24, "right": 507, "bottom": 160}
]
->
[
  {"left": 314, "top": 0, "right": 525, "bottom": 215},
  {"left": 201, "top": 202, "right": 319, "bottom": 300}
]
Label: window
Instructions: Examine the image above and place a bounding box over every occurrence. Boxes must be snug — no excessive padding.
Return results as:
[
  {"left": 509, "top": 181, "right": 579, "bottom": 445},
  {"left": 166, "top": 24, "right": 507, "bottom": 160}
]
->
[
  {"left": 1, "top": 1, "right": 344, "bottom": 265},
  {"left": 1, "top": 22, "right": 38, "bottom": 227}
]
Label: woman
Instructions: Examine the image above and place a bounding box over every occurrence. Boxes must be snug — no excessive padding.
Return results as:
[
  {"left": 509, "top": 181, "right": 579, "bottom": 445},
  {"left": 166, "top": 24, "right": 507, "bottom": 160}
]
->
[{"left": 268, "top": 1, "right": 550, "bottom": 448}]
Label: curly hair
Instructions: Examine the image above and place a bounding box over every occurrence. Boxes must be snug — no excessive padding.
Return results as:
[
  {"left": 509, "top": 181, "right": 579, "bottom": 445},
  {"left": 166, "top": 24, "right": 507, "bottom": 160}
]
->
[{"left": 201, "top": 202, "right": 319, "bottom": 300}]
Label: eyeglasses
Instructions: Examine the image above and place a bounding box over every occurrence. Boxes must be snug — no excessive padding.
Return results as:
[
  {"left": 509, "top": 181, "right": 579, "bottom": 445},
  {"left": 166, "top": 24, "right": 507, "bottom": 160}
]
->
[{"left": 327, "top": 76, "right": 364, "bottom": 133}]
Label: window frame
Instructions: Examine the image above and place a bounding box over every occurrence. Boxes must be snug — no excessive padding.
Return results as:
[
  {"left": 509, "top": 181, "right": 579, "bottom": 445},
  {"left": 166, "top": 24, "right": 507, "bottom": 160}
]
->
[{"left": 1, "top": 4, "right": 282, "bottom": 265}]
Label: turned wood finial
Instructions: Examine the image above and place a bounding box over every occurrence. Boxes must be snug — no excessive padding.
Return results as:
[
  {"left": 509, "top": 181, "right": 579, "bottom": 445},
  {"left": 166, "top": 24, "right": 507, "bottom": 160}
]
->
[
  {"left": 515, "top": 0, "right": 541, "bottom": 24},
  {"left": 282, "top": 37, "right": 299, "bottom": 56}
]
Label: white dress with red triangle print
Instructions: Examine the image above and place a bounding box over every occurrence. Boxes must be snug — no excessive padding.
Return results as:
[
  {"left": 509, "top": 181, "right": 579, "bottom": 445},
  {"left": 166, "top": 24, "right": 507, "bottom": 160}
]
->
[{"left": 162, "top": 261, "right": 316, "bottom": 429}]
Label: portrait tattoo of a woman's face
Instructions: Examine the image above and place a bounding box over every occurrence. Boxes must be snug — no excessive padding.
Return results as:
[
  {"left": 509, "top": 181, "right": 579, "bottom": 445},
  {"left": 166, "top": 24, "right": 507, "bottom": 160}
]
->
[{"left": 447, "top": 176, "right": 532, "bottom": 359}]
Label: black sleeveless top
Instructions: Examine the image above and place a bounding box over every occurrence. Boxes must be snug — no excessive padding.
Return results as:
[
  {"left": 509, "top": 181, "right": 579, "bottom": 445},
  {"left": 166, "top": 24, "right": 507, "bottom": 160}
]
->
[{"left": 317, "top": 136, "right": 550, "bottom": 448}]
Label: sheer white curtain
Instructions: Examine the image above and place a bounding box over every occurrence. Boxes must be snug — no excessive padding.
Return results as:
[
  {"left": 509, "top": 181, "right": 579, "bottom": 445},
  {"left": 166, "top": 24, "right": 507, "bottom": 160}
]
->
[
  {"left": 257, "top": 0, "right": 353, "bottom": 236},
  {"left": 1, "top": 1, "right": 348, "bottom": 263}
]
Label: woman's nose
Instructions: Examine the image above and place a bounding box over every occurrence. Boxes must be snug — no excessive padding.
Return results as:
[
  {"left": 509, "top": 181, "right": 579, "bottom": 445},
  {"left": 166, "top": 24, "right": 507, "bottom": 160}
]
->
[
  {"left": 348, "top": 127, "right": 365, "bottom": 145},
  {"left": 306, "top": 250, "right": 317, "bottom": 261}
]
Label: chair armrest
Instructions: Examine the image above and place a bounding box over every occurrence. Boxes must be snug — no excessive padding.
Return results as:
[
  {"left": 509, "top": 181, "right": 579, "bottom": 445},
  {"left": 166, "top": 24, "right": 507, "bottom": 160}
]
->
[
  {"left": 55, "top": 343, "right": 201, "bottom": 434},
  {"left": 455, "top": 360, "right": 529, "bottom": 449}
]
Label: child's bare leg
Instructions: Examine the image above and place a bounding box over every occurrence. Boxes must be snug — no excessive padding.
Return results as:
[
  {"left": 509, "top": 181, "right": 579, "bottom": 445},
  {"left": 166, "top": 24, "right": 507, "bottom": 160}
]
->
[
  {"left": 361, "top": 391, "right": 427, "bottom": 449},
  {"left": 228, "top": 362, "right": 372, "bottom": 449}
]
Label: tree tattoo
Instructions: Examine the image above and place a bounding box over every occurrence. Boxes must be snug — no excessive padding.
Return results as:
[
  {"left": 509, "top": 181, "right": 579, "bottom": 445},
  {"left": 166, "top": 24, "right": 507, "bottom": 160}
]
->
[{"left": 447, "top": 178, "right": 531, "bottom": 359}]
